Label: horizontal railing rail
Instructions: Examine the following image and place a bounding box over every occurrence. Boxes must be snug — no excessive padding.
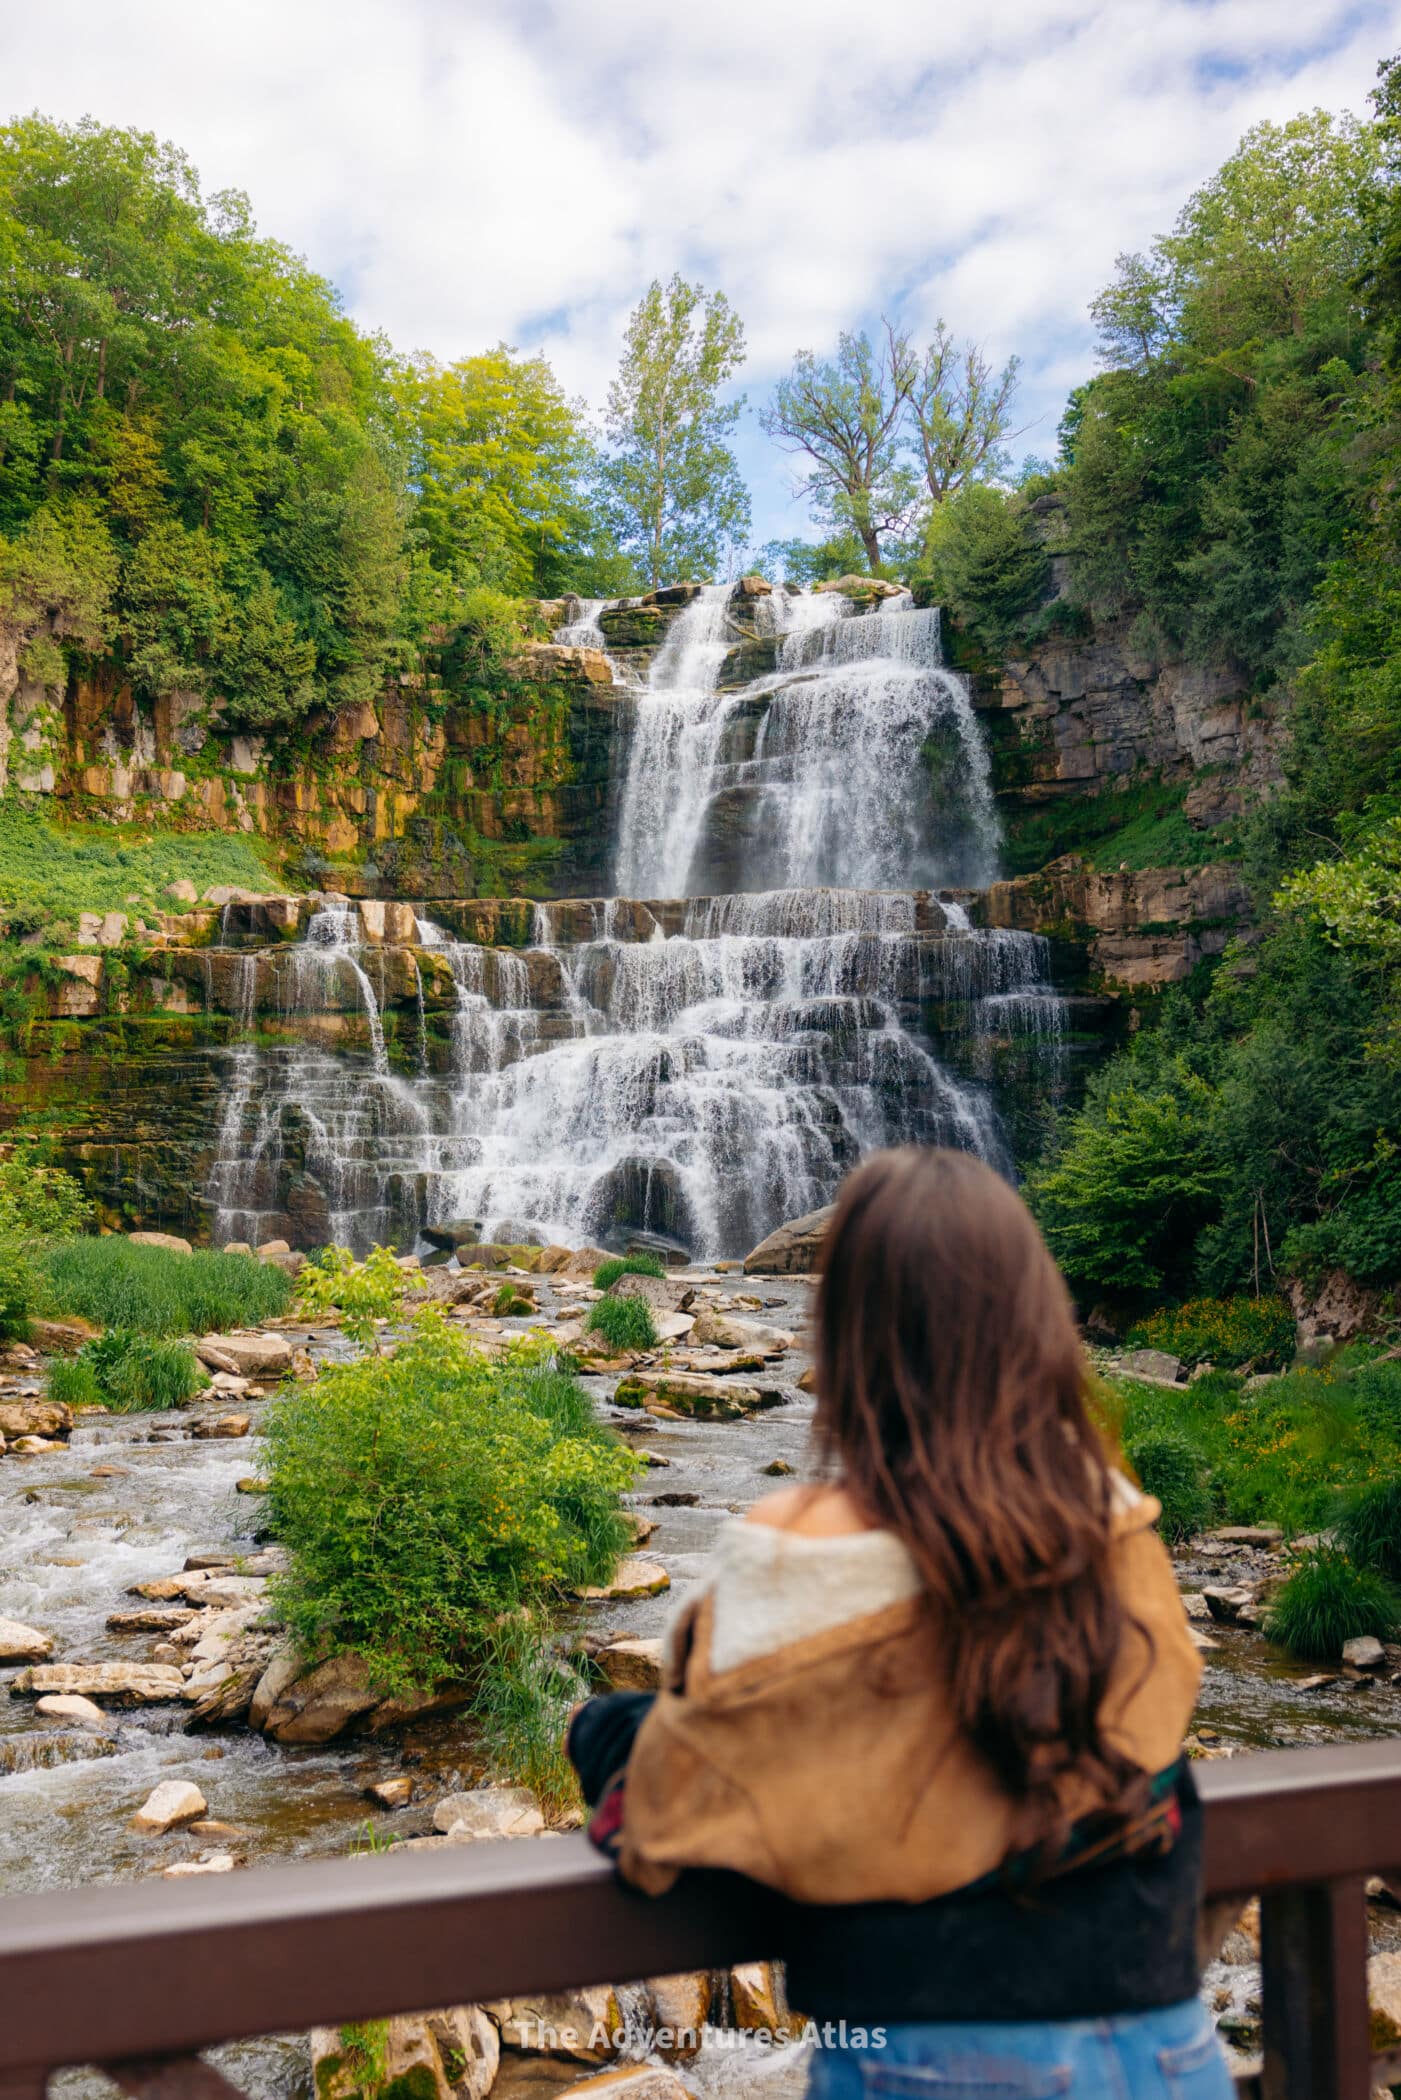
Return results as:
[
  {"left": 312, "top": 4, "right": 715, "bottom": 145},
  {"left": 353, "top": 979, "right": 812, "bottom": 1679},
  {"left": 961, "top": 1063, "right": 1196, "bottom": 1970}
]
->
[{"left": 3, "top": 1739, "right": 1401, "bottom": 2100}]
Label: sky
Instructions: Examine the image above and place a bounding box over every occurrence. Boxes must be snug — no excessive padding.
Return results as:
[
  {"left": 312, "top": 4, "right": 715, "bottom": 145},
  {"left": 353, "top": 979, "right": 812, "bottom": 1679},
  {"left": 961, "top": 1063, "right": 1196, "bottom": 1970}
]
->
[{"left": 5, "top": 0, "right": 1401, "bottom": 549}]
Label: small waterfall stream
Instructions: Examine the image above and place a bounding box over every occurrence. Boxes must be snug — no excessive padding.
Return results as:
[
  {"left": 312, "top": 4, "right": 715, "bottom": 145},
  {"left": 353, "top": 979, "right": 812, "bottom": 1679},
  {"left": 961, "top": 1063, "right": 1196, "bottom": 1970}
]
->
[{"left": 204, "top": 584, "right": 1064, "bottom": 1258}]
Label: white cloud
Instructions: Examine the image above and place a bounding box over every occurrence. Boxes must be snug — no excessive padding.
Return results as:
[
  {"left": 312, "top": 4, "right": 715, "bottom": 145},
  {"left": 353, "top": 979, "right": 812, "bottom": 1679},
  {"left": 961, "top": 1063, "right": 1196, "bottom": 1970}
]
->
[{"left": 3, "top": 0, "right": 1398, "bottom": 537}]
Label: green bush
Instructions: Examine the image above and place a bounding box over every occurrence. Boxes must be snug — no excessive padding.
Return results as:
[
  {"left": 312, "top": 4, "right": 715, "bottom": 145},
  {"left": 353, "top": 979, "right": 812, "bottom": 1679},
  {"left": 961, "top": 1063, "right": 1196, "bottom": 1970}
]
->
[
  {"left": 1264, "top": 1547, "right": 1400, "bottom": 1660},
  {"left": 295, "top": 1245, "right": 404, "bottom": 1350},
  {"left": 1337, "top": 1476, "right": 1401, "bottom": 1581},
  {"left": 263, "top": 1312, "right": 636, "bottom": 1695},
  {"left": 1127, "top": 1296, "right": 1297, "bottom": 1371},
  {"left": 585, "top": 1294, "right": 658, "bottom": 1352},
  {"left": 592, "top": 1252, "right": 665, "bottom": 1289},
  {"left": 0, "top": 1242, "right": 39, "bottom": 1339},
  {"left": 0, "top": 1158, "right": 90, "bottom": 1239},
  {"left": 78, "top": 1328, "right": 205, "bottom": 1411},
  {"left": 42, "top": 1238, "right": 290, "bottom": 1337},
  {"left": 1126, "top": 1429, "right": 1215, "bottom": 1541}
]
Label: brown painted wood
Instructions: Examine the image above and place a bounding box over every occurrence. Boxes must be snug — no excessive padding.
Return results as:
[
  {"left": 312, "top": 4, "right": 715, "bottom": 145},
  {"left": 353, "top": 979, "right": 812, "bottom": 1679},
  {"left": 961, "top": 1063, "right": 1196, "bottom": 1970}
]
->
[{"left": 1259, "top": 1878, "right": 1371, "bottom": 2100}]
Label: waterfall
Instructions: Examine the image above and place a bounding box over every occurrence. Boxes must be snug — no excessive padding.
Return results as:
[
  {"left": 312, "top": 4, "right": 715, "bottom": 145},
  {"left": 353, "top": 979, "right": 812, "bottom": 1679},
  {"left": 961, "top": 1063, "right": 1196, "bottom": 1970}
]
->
[{"left": 204, "top": 584, "right": 1066, "bottom": 1258}]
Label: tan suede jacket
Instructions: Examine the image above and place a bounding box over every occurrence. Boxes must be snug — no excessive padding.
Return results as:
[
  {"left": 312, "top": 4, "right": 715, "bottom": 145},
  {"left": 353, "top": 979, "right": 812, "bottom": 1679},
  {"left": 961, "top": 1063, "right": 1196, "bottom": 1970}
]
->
[{"left": 617, "top": 1489, "right": 1202, "bottom": 1903}]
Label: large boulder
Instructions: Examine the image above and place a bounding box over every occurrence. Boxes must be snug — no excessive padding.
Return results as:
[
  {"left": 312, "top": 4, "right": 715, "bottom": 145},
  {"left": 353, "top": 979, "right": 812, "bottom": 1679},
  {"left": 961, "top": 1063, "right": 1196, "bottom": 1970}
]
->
[
  {"left": 0, "top": 1398, "right": 73, "bottom": 1441},
  {"left": 689, "top": 1308, "right": 792, "bottom": 1354},
  {"left": 743, "top": 1205, "right": 834, "bottom": 1275},
  {"left": 128, "top": 1231, "right": 193, "bottom": 1255},
  {"left": 249, "top": 1648, "right": 470, "bottom": 1743},
  {"left": 420, "top": 1218, "right": 482, "bottom": 1252},
  {"left": 488, "top": 1986, "right": 623, "bottom": 2061},
  {"left": 576, "top": 1556, "right": 670, "bottom": 1602},
  {"left": 609, "top": 1273, "right": 693, "bottom": 1314},
  {"left": 195, "top": 1331, "right": 293, "bottom": 1378},
  {"left": 313, "top": 2007, "right": 499, "bottom": 2100}
]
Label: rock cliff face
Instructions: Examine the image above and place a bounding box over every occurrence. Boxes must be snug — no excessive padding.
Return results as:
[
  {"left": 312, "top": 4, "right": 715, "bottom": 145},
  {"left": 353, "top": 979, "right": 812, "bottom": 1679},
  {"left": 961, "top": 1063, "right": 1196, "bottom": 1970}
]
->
[
  {"left": 975, "top": 856, "right": 1255, "bottom": 991},
  {"left": 970, "top": 615, "right": 1285, "bottom": 830}
]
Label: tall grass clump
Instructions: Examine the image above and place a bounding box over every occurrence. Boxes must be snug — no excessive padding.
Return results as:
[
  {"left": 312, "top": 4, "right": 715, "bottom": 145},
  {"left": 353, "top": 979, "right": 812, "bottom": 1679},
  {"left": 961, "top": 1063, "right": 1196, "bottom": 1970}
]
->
[
  {"left": 473, "top": 1615, "right": 589, "bottom": 1811},
  {"left": 592, "top": 1252, "right": 664, "bottom": 1290},
  {"left": 76, "top": 1328, "right": 205, "bottom": 1411},
  {"left": 1125, "top": 1428, "right": 1214, "bottom": 1542},
  {"left": 263, "top": 1312, "right": 636, "bottom": 1699},
  {"left": 0, "top": 1155, "right": 92, "bottom": 1339},
  {"left": 42, "top": 1239, "right": 290, "bottom": 1337},
  {"left": 1126, "top": 1295, "right": 1297, "bottom": 1371},
  {"left": 1264, "top": 1547, "right": 1400, "bottom": 1660},
  {"left": 585, "top": 1294, "right": 658, "bottom": 1352},
  {"left": 1337, "top": 1476, "right": 1401, "bottom": 1582}
]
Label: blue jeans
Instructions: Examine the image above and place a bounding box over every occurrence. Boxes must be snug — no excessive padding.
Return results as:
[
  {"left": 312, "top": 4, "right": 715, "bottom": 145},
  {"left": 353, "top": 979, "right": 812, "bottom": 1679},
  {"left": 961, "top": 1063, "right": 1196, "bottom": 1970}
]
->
[{"left": 805, "top": 1999, "right": 1233, "bottom": 2099}]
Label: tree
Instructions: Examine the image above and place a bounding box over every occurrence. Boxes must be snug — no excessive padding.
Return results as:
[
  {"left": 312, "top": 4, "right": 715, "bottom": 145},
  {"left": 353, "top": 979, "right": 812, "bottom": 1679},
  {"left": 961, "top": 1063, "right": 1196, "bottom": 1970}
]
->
[
  {"left": 907, "top": 322, "right": 1022, "bottom": 502},
  {"left": 760, "top": 323, "right": 917, "bottom": 570},
  {"left": 597, "top": 276, "right": 749, "bottom": 589}
]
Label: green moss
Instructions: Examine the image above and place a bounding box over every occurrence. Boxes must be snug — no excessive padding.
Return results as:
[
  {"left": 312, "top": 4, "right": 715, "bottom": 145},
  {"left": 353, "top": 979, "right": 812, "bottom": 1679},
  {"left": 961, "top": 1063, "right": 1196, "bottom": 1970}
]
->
[{"left": 998, "top": 777, "right": 1239, "bottom": 880}]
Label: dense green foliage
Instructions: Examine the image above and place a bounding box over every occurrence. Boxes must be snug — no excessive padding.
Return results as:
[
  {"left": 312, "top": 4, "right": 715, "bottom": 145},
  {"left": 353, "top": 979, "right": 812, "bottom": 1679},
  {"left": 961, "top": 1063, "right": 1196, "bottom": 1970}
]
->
[
  {"left": 1025, "top": 75, "right": 1401, "bottom": 1313},
  {"left": 294, "top": 1244, "right": 404, "bottom": 1350},
  {"left": 1264, "top": 1548, "right": 1399, "bottom": 1660},
  {"left": 1124, "top": 1427, "right": 1214, "bottom": 1541},
  {"left": 585, "top": 1294, "right": 659, "bottom": 1352},
  {"left": 592, "top": 1252, "right": 665, "bottom": 1289},
  {"left": 70, "top": 1326, "right": 204, "bottom": 1410},
  {"left": 263, "top": 1315, "right": 635, "bottom": 1694},
  {"left": 1126, "top": 1295, "right": 1297, "bottom": 1370},
  {"left": 0, "top": 802, "right": 276, "bottom": 944},
  {"left": 1337, "top": 1474, "right": 1401, "bottom": 1582},
  {"left": 41, "top": 1236, "right": 289, "bottom": 1334},
  {"left": 1112, "top": 1353, "right": 1401, "bottom": 1535},
  {"left": 0, "top": 1154, "right": 90, "bottom": 1337}
]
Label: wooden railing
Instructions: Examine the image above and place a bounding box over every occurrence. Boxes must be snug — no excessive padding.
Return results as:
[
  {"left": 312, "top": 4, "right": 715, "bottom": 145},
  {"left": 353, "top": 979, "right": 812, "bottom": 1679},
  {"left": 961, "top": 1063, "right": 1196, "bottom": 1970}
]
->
[{"left": 3, "top": 1739, "right": 1401, "bottom": 2100}]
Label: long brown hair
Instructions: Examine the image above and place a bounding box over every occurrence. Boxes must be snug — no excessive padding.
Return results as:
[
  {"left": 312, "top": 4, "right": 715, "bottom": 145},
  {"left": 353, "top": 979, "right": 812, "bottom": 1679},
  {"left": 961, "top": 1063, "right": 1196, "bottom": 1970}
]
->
[{"left": 813, "top": 1146, "right": 1144, "bottom": 1850}]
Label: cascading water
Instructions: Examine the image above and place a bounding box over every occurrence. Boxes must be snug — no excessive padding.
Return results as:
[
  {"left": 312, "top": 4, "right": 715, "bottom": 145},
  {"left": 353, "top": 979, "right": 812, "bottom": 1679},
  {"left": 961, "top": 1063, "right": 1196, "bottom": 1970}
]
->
[{"left": 205, "top": 584, "right": 1064, "bottom": 1258}]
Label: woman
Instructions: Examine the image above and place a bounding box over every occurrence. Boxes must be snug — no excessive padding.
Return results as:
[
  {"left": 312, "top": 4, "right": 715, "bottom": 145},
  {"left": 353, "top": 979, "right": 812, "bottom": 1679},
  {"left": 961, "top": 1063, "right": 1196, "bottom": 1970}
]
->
[{"left": 569, "top": 1147, "right": 1231, "bottom": 2099}]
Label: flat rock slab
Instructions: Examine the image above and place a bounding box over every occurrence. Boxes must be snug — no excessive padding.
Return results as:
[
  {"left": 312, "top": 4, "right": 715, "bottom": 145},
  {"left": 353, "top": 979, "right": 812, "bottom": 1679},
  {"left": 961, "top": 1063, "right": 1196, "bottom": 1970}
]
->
[
  {"left": 578, "top": 1556, "right": 670, "bottom": 1602},
  {"left": 106, "top": 1607, "right": 198, "bottom": 1633},
  {"left": 0, "top": 1615, "right": 53, "bottom": 1662},
  {"left": 191, "top": 1414, "right": 252, "bottom": 1439},
  {"left": 14, "top": 1662, "right": 187, "bottom": 1705},
  {"left": 613, "top": 1372, "right": 759, "bottom": 1420},
  {"left": 1209, "top": 1526, "right": 1284, "bottom": 1547}
]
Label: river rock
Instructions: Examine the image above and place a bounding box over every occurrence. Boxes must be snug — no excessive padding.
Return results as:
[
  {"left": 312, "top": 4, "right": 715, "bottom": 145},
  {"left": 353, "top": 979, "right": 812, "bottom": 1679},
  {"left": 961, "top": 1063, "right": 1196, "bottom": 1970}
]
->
[
  {"left": 652, "top": 1312, "right": 695, "bottom": 1343},
  {"left": 689, "top": 1307, "right": 792, "bottom": 1354},
  {"left": 608, "top": 1273, "right": 693, "bottom": 1314},
  {"left": 251, "top": 1650, "right": 381, "bottom": 1744},
  {"left": 106, "top": 1607, "right": 198, "bottom": 1633},
  {"left": 1204, "top": 1586, "right": 1257, "bottom": 1625},
  {"left": 612, "top": 1372, "right": 759, "bottom": 1420},
  {"left": 14, "top": 1662, "right": 186, "bottom": 1704},
  {"left": 432, "top": 1786, "right": 545, "bottom": 1840},
  {"left": 35, "top": 1692, "right": 107, "bottom": 1728},
  {"left": 191, "top": 1413, "right": 252, "bottom": 1439},
  {"left": 195, "top": 1332, "right": 293, "bottom": 1378},
  {"left": 315, "top": 2008, "right": 498, "bottom": 2100},
  {"left": 730, "top": 1960, "right": 785, "bottom": 2031},
  {"left": 1208, "top": 1526, "right": 1284, "bottom": 1547},
  {"left": 28, "top": 1316, "right": 100, "bottom": 1355},
  {"left": 421, "top": 1217, "right": 483, "bottom": 1251},
  {"left": 1343, "top": 1635, "right": 1386, "bottom": 1669},
  {"left": 577, "top": 1556, "right": 670, "bottom": 1602},
  {"left": 1117, "top": 1348, "right": 1184, "bottom": 1384},
  {"left": 163, "top": 1854, "right": 236, "bottom": 1877},
  {"left": 11, "top": 1435, "right": 59, "bottom": 1453},
  {"left": 488, "top": 1986, "right": 623, "bottom": 2061},
  {"left": 597, "top": 1638, "right": 663, "bottom": 1691},
  {"left": 0, "top": 1398, "right": 72, "bottom": 1440},
  {"left": 132, "top": 1779, "right": 208, "bottom": 1832},
  {"left": 366, "top": 1775, "right": 413, "bottom": 1810},
  {"left": 643, "top": 1973, "right": 711, "bottom": 2061},
  {"left": 0, "top": 1616, "right": 53, "bottom": 1662},
  {"left": 742, "top": 1204, "right": 834, "bottom": 1275},
  {"left": 128, "top": 1231, "right": 193, "bottom": 1255}
]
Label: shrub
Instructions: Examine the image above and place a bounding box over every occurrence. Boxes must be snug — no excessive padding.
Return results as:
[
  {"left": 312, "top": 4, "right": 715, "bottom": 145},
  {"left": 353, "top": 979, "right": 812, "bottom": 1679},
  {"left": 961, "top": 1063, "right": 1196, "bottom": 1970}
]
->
[
  {"left": 1126, "top": 1429, "right": 1214, "bottom": 1542},
  {"left": 295, "top": 1245, "right": 404, "bottom": 1350},
  {"left": 42, "top": 1238, "right": 290, "bottom": 1337},
  {"left": 263, "top": 1311, "right": 636, "bottom": 1695},
  {"left": 1337, "top": 1476, "right": 1401, "bottom": 1581},
  {"left": 0, "top": 1242, "right": 39, "bottom": 1339},
  {"left": 1127, "top": 1296, "right": 1297, "bottom": 1371},
  {"left": 1264, "top": 1547, "right": 1400, "bottom": 1659},
  {"left": 0, "top": 1157, "right": 90, "bottom": 1239},
  {"left": 585, "top": 1294, "right": 658, "bottom": 1352},
  {"left": 592, "top": 1252, "right": 665, "bottom": 1290},
  {"left": 78, "top": 1328, "right": 205, "bottom": 1411}
]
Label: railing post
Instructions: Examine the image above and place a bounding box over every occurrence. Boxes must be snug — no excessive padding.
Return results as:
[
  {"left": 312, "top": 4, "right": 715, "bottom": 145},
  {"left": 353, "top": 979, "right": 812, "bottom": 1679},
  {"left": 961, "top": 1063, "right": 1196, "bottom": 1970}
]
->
[{"left": 1259, "top": 1875, "right": 1371, "bottom": 2100}]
